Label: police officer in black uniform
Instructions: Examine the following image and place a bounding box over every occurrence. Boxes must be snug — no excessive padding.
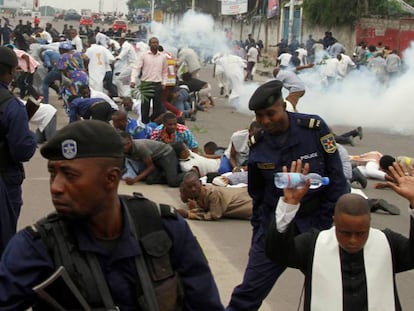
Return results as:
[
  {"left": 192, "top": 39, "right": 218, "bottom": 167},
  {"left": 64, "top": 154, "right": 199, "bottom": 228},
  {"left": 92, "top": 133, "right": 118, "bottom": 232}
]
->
[
  {"left": 0, "top": 46, "right": 36, "bottom": 256},
  {"left": 226, "top": 80, "right": 349, "bottom": 310},
  {"left": 0, "top": 120, "right": 224, "bottom": 310}
]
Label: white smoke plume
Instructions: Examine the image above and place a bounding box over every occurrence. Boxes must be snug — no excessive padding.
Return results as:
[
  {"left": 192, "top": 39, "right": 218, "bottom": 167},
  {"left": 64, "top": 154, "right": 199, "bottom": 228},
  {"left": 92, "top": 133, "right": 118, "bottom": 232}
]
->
[
  {"left": 148, "top": 11, "right": 414, "bottom": 135},
  {"left": 298, "top": 43, "right": 414, "bottom": 135},
  {"left": 150, "top": 10, "right": 230, "bottom": 59}
]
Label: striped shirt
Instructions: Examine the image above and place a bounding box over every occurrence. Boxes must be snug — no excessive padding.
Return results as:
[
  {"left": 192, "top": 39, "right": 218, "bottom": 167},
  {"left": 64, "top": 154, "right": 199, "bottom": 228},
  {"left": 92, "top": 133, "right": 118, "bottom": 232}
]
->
[{"left": 151, "top": 123, "right": 199, "bottom": 150}]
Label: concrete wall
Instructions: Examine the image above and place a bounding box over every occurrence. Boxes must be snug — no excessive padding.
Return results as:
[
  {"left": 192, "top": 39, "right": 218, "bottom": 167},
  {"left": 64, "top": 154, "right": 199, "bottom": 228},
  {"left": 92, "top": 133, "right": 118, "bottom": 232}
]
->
[
  {"left": 164, "top": 12, "right": 413, "bottom": 59},
  {"left": 302, "top": 21, "right": 356, "bottom": 55},
  {"left": 215, "top": 15, "right": 357, "bottom": 54}
]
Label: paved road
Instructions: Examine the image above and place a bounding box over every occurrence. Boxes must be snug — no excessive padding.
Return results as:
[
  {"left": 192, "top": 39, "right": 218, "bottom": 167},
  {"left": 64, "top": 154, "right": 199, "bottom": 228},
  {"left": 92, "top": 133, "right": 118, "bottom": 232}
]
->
[{"left": 15, "top": 16, "right": 414, "bottom": 310}]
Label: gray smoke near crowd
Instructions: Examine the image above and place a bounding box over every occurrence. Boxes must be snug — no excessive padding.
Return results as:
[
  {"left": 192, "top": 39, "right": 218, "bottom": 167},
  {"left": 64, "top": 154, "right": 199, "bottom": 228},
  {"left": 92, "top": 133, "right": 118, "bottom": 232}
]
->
[
  {"left": 298, "top": 44, "right": 414, "bottom": 135},
  {"left": 151, "top": 10, "right": 229, "bottom": 59},
  {"left": 149, "top": 11, "right": 414, "bottom": 135}
]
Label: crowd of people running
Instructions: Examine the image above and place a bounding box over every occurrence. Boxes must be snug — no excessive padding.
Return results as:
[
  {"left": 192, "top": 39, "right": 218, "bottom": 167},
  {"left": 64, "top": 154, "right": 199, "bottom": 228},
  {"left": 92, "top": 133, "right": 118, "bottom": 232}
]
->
[{"left": 2, "top": 11, "right": 414, "bottom": 310}]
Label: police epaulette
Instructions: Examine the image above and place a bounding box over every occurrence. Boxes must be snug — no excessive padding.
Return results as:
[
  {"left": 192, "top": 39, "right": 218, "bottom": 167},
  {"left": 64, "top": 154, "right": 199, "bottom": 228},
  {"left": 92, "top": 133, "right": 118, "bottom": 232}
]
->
[
  {"left": 297, "top": 117, "right": 321, "bottom": 129},
  {"left": 26, "top": 213, "right": 62, "bottom": 238},
  {"left": 25, "top": 225, "right": 41, "bottom": 239},
  {"left": 159, "top": 203, "right": 178, "bottom": 219},
  {"left": 132, "top": 192, "right": 146, "bottom": 199},
  {"left": 248, "top": 130, "right": 264, "bottom": 147}
]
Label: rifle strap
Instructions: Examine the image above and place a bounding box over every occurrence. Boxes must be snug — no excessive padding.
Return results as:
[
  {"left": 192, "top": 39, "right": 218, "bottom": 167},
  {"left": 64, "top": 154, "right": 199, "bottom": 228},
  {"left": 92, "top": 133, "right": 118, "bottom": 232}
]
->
[
  {"left": 85, "top": 253, "right": 119, "bottom": 311},
  {"left": 124, "top": 200, "right": 161, "bottom": 311}
]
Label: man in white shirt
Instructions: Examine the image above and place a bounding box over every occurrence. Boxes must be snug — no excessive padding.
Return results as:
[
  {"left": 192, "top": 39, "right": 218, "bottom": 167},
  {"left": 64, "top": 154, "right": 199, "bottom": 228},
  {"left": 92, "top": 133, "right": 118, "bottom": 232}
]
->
[
  {"left": 70, "top": 29, "right": 83, "bottom": 52},
  {"left": 79, "top": 85, "right": 119, "bottom": 111},
  {"left": 177, "top": 47, "right": 201, "bottom": 78},
  {"left": 385, "top": 49, "right": 401, "bottom": 80},
  {"left": 85, "top": 37, "right": 115, "bottom": 92},
  {"left": 212, "top": 53, "right": 230, "bottom": 97},
  {"left": 95, "top": 31, "right": 110, "bottom": 49},
  {"left": 172, "top": 142, "right": 220, "bottom": 177},
  {"left": 321, "top": 56, "right": 340, "bottom": 87},
  {"left": 122, "top": 96, "right": 142, "bottom": 124},
  {"left": 113, "top": 36, "right": 138, "bottom": 97},
  {"left": 337, "top": 53, "right": 356, "bottom": 78},
  {"left": 219, "top": 54, "right": 246, "bottom": 106},
  {"left": 295, "top": 45, "right": 308, "bottom": 66},
  {"left": 27, "top": 101, "right": 57, "bottom": 144},
  {"left": 37, "top": 28, "right": 52, "bottom": 44},
  {"left": 244, "top": 43, "right": 258, "bottom": 81},
  {"left": 277, "top": 49, "right": 292, "bottom": 68}
]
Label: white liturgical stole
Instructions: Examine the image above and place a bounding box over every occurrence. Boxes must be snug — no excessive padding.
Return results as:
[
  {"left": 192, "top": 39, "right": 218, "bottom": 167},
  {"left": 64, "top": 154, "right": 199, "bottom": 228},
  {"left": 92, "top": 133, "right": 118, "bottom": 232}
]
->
[{"left": 311, "top": 227, "right": 395, "bottom": 311}]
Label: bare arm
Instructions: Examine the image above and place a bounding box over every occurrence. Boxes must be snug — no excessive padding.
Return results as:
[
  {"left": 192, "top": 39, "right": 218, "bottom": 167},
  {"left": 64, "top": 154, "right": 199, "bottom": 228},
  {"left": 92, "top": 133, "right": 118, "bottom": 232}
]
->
[
  {"left": 229, "top": 143, "right": 238, "bottom": 169},
  {"left": 124, "top": 156, "right": 155, "bottom": 185}
]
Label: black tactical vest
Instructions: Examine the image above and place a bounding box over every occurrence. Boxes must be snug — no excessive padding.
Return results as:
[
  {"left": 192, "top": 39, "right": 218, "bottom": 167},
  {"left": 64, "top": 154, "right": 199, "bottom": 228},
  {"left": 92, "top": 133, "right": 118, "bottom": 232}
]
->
[{"left": 28, "top": 193, "right": 184, "bottom": 311}]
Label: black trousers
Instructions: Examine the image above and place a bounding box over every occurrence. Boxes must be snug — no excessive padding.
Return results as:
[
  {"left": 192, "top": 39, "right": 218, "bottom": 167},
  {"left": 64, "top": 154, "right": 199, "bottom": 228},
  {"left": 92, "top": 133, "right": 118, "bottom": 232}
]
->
[
  {"left": 146, "top": 150, "right": 184, "bottom": 187},
  {"left": 17, "top": 71, "right": 39, "bottom": 99},
  {"left": 141, "top": 81, "right": 166, "bottom": 124}
]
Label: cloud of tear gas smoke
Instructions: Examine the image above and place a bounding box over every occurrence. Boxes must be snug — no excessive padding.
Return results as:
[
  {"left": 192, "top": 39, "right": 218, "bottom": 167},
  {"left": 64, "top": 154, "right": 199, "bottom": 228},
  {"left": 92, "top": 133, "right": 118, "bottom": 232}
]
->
[
  {"left": 149, "top": 10, "right": 256, "bottom": 115},
  {"left": 235, "top": 43, "right": 414, "bottom": 135},
  {"left": 150, "top": 10, "right": 230, "bottom": 60},
  {"left": 295, "top": 45, "right": 414, "bottom": 135},
  {"left": 148, "top": 11, "right": 414, "bottom": 135}
]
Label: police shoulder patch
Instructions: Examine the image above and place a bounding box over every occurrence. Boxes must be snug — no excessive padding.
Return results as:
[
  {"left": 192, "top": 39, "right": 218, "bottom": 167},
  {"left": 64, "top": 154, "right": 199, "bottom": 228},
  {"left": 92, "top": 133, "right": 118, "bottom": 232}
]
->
[{"left": 320, "top": 133, "right": 337, "bottom": 153}]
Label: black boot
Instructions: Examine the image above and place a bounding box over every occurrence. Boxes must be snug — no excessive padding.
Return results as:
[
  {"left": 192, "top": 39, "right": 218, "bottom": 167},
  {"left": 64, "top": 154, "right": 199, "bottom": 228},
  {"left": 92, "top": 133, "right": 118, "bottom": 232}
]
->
[
  {"left": 351, "top": 167, "right": 367, "bottom": 188},
  {"left": 357, "top": 126, "right": 363, "bottom": 140},
  {"left": 347, "top": 136, "right": 354, "bottom": 146}
]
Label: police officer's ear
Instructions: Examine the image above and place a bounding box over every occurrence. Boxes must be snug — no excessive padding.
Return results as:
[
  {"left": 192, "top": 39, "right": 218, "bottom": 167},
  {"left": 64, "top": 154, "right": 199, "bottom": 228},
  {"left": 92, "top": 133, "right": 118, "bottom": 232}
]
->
[{"left": 106, "top": 166, "right": 122, "bottom": 183}]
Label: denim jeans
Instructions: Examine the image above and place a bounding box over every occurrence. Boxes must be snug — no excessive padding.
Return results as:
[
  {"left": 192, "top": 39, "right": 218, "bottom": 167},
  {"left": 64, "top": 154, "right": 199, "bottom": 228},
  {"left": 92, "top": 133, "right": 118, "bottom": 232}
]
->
[{"left": 42, "top": 69, "right": 61, "bottom": 104}]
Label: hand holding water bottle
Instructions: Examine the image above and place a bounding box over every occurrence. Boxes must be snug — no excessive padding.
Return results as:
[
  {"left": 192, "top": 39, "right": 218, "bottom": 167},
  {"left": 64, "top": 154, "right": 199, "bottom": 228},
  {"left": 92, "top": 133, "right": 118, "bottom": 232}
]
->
[{"left": 280, "top": 160, "right": 311, "bottom": 205}]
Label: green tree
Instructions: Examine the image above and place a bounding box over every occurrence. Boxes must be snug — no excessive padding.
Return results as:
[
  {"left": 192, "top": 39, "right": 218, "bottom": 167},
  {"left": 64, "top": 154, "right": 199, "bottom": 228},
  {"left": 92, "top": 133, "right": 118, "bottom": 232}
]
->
[
  {"left": 156, "top": 0, "right": 192, "bottom": 13},
  {"left": 303, "top": 0, "right": 406, "bottom": 28},
  {"left": 127, "top": 0, "right": 150, "bottom": 10},
  {"left": 128, "top": 0, "right": 191, "bottom": 13}
]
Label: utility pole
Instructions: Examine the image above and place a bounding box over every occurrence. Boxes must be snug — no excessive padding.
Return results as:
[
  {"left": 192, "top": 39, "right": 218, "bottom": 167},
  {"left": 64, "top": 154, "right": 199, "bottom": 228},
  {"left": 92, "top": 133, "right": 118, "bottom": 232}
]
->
[
  {"left": 151, "top": 0, "right": 155, "bottom": 22},
  {"left": 287, "top": 0, "right": 295, "bottom": 44},
  {"left": 99, "top": 0, "right": 103, "bottom": 13},
  {"left": 192, "top": 0, "right": 195, "bottom": 10}
]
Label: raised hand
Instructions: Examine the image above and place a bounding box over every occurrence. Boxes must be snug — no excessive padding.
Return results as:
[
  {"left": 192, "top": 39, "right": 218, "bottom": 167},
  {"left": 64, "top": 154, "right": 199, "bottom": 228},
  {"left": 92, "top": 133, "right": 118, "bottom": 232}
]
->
[{"left": 386, "top": 163, "right": 414, "bottom": 207}]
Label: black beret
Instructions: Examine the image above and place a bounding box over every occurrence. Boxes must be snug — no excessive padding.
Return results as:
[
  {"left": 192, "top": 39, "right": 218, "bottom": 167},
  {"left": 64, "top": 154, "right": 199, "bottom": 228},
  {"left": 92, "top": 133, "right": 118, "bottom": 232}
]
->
[
  {"left": 41, "top": 120, "right": 124, "bottom": 160},
  {"left": 0, "top": 46, "right": 18, "bottom": 68},
  {"left": 248, "top": 80, "right": 283, "bottom": 111}
]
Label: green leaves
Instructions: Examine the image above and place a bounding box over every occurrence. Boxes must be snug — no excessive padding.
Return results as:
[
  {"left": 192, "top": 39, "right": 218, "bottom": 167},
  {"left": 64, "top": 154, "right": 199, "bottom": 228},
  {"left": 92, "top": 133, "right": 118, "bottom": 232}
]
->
[
  {"left": 262, "top": 56, "right": 274, "bottom": 68},
  {"left": 127, "top": 0, "right": 192, "bottom": 13},
  {"left": 131, "top": 81, "right": 155, "bottom": 103}
]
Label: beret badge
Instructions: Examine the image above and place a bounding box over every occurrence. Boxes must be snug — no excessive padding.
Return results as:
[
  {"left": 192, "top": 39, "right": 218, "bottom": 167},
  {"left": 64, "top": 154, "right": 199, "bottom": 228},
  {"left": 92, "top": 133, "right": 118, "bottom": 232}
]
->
[{"left": 61, "top": 139, "right": 77, "bottom": 159}]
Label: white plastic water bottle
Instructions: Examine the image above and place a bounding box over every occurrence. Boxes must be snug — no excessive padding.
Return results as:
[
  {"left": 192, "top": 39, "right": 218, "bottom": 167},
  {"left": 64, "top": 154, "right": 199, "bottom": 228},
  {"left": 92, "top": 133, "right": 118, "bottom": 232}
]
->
[{"left": 274, "top": 172, "right": 330, "bottom": 189}]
